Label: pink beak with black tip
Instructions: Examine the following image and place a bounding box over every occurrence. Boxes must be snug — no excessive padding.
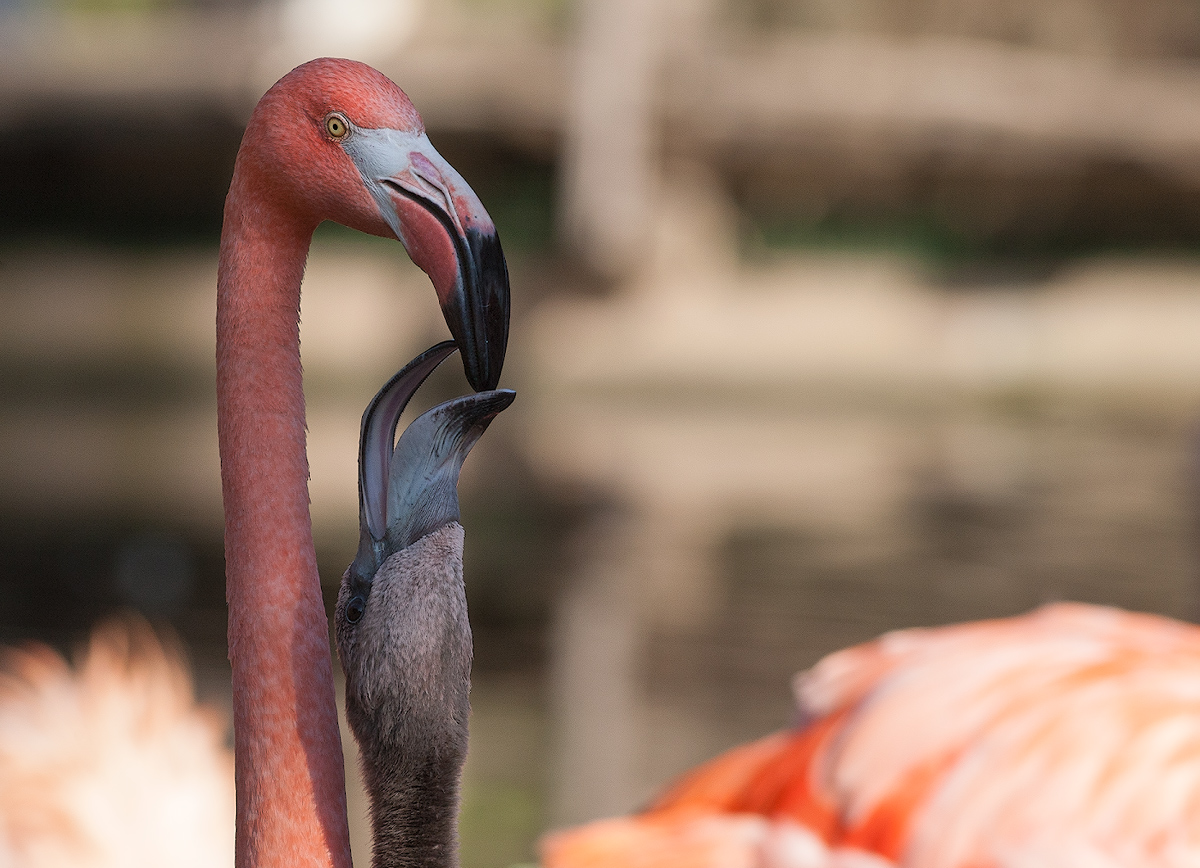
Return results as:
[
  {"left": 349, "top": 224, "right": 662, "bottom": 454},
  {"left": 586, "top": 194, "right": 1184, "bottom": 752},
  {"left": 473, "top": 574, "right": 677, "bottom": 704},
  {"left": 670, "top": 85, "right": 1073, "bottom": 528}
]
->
[{"left": 342, "top": 126, "right": 509, "bottom": 392}]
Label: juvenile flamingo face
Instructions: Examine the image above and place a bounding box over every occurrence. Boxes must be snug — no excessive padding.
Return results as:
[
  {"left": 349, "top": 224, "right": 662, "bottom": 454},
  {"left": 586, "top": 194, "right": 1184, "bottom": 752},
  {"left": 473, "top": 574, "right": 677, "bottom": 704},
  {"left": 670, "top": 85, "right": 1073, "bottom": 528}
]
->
[{"left": 237, "top": 57, "right": 508, "bottom": 391}]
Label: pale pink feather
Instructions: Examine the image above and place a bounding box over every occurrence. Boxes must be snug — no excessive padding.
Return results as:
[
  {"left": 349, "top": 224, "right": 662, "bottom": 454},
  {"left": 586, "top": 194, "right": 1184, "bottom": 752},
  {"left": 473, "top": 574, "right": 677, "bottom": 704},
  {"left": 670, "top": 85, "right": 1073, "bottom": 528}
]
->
[{"left": 0, "top": 620, "right": 233, "bottom": 868}]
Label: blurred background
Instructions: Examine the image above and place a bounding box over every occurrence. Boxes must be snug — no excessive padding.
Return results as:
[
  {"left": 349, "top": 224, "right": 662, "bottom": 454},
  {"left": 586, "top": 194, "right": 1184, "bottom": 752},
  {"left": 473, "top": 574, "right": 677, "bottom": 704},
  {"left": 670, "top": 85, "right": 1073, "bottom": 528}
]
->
[{"left": 5, "top": 0, "right": 1200, "bottom": 863}]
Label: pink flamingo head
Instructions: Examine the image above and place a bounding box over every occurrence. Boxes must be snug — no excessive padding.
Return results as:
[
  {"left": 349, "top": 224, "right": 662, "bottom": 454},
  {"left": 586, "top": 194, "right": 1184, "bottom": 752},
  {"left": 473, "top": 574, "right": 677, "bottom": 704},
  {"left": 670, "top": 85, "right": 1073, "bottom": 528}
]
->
[{"left": 235, "top": 57, "right": 508, "bottom": 390}]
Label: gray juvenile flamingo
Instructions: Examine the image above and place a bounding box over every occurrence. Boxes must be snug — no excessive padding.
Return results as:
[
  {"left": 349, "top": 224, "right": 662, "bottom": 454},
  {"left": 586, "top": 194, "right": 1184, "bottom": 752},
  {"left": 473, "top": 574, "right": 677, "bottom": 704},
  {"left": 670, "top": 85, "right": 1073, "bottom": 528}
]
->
[{"left": 334, "top": 341, "right": 514, "bottom": 868}]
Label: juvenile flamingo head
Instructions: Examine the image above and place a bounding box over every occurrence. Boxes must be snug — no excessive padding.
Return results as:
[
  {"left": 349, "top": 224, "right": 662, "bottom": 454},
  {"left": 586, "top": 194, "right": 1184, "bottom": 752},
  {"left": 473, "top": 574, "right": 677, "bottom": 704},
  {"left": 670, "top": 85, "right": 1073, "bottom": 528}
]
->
[
  {"left": 342, "top": 340, "right": 514, "bottom": 590},
  {"left": 236, "top": 57, "right": 508, "bottom": 391},
  {"left": 333, "top": 346, "right": 513, "bottom": 865}
]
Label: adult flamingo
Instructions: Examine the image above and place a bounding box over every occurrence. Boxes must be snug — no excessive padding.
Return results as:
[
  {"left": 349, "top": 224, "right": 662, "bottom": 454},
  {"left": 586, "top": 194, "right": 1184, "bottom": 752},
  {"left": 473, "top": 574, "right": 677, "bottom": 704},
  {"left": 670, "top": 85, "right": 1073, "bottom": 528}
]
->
[
  {"left": 217, "top": 58, "right": 507, "bottom": 868},
  {"left": 541, "top": 603, "right": 1200, "bottom": 867}
]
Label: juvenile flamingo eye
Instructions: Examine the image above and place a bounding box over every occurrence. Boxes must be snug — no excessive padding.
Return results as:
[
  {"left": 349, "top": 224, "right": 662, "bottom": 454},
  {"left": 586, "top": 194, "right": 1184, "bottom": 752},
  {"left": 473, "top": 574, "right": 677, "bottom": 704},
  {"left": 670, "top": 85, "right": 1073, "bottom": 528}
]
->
[
  {"left": 346, "top": 595, "right": 365, "bottom": 623},
  {"left": 326, "top": 114, "right": 350, "bottom": 139}
]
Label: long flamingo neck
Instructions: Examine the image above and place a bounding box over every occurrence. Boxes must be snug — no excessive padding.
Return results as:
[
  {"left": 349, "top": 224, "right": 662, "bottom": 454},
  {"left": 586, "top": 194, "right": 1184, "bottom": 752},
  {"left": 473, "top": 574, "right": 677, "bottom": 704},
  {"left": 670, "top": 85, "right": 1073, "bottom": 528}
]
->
[{"left": 217, "top": 175, "right": 353, "bottom": 868}]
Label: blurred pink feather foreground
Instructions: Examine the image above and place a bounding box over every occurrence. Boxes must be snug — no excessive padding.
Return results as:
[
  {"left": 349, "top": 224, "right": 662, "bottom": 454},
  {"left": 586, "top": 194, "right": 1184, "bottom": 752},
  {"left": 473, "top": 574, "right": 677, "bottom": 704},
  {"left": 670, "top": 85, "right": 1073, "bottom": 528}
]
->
[
  {"left": 542, "top": 603, "right": 1200, "bottom": 868},
  {"left": 0, "top": 620, "right": 233, "bottom": 868}
]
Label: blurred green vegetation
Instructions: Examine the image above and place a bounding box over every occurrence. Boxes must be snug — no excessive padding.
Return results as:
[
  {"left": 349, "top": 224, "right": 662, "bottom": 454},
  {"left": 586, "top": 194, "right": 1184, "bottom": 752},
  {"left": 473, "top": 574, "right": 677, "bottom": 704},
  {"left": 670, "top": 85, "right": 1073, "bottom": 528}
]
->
[
  {"left": 473, "top": 160, "right": 557, "bottom": 254},
  {"left": 44, "top": 0, "right": 175, "bottom": 11},
  {"left": 719, "top": 0, "right": 1200, "bottom": 58},
  {"left": 744, "top": 207, "right": 1200, "bottom": 279},
  {"left": 459, "top": 0, "right": 570, "bottom": 31},
  {"left": 460, "top": 780, "right": 543, "bottom": 868}
]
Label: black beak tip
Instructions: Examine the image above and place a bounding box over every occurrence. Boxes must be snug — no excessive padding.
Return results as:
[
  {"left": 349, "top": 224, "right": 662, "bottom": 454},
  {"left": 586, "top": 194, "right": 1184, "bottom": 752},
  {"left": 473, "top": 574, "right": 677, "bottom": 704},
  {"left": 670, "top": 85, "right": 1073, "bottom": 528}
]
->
[
  {"left": 459, "top": 228, "right": 510, "bottom": 393},
  {"left": 464, "top": 350, "right": 504, "bottom": 393}
]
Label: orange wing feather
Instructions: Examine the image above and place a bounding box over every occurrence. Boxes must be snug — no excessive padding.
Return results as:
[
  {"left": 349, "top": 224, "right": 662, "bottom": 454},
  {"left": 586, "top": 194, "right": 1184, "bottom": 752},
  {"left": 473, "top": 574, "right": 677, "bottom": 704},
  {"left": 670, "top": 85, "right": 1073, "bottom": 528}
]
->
[{"left": 542, "top": 603, "right": 1200, "bottom": 868}]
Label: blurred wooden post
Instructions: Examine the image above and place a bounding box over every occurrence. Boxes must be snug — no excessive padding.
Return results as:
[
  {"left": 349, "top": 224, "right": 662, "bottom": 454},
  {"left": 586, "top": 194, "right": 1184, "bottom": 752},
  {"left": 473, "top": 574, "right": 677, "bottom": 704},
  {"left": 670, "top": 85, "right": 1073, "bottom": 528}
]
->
[
  {"left": 560, "top": 0, "right": 663, "bottom": 280},
  {"left": 549, "top": 505, "right": 642, "bottom": 826}
]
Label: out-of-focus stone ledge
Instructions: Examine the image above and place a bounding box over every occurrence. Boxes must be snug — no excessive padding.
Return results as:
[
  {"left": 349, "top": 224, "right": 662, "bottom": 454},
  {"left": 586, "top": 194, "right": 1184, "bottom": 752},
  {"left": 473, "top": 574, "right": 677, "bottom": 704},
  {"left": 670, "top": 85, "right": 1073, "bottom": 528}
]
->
[
  {"left": 0, "top": 8, "right": 567, "bottom": 141},
  {"left": 521, "top": 252, "right": 1200, "bottom": 416},
  {"left": 6, "top": 15, "right": 1200, "bottom": 174},
  {"left": 0, "top": 10, "right": 267, "bottom": 111},
  {"left": 667, "top": 33, "right": 1200, "bottom": 179}
]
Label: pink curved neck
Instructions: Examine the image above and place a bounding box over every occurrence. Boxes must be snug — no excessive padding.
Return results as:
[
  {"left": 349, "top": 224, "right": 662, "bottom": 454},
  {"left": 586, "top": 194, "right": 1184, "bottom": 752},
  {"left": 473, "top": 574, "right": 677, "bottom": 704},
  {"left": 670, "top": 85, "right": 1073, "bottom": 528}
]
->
[{"left": 217, "top": 177, "right": 353, "bottom": 868}]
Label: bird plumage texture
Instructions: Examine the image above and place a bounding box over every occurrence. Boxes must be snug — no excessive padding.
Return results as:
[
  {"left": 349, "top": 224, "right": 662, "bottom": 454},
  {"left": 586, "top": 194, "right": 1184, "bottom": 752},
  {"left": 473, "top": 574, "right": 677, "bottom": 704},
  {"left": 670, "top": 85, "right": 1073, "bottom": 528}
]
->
[
  {"left": 0, "top": 619, "right": 233, "bottom": 868},
  {"left": 339, "top": 524, "right": 473, "bottom": 868},
  {"left": 334, "top": 345, "right": 514, "bottom": 868},
  {"left": 216, "top": 57, "right": 508, "bottom": 868},
  {"left": 542, "top": 603, "right": 1200, "bottom": 868}
]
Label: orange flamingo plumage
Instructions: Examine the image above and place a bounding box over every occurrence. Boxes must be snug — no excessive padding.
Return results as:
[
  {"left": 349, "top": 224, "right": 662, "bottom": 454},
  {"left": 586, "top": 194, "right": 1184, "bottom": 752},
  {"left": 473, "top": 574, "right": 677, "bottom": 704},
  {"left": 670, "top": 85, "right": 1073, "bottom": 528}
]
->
[{"left": 542, "top": 603, "right": 1200, "bottom": 867}]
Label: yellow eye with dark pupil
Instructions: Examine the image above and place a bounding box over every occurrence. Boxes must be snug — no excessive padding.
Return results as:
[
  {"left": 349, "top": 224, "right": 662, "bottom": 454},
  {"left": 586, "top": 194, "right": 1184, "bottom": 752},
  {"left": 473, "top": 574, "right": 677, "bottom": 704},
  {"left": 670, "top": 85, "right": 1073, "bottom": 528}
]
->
[{"left": 326, "top": 115, "right": 348, "bottom": 138}]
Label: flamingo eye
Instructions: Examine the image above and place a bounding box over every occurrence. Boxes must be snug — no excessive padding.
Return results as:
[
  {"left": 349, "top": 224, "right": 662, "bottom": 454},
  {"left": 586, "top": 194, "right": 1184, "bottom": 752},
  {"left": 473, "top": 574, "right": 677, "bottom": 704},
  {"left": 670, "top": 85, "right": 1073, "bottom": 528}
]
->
[
  {"left": 326, "top": 114, "right": 350, "bottom": 139},
  {"left": 346, "top": 595, "right": 365, "bottom": 623}
]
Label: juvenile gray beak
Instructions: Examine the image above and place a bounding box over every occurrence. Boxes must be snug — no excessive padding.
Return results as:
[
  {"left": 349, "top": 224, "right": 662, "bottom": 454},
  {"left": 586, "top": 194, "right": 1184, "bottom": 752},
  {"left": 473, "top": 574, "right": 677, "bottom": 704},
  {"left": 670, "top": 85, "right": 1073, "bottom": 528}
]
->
[
  {"left": 350, "top": 342, "right": 515, "bottom": 584},
  {"left": 384, "top": 387, "right": 514, "bottom": 551}
]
